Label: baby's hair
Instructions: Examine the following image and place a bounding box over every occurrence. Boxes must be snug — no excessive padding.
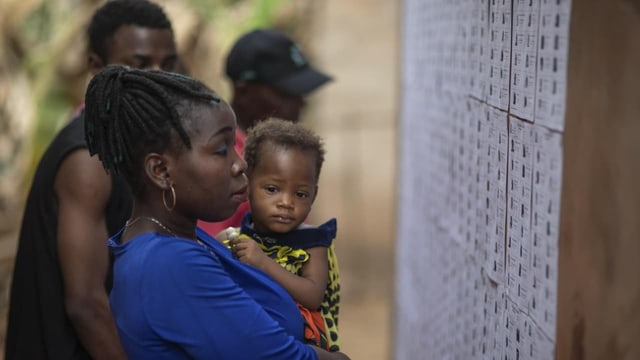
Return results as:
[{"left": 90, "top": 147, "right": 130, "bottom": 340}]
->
[
  {"left": 244, "top": 118, "right": 326, "bottom": 181},
  {"left": 84, "top": 65, "right": 220, "bottom": 191},
  {"left": 88, "top": 0, "right": 173, "bottom": 62}
]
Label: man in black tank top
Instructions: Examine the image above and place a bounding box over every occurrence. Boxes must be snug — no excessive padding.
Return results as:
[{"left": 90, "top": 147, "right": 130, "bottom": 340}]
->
[{"left": 5, "top": 1, "right": 179, "bottom": 359}]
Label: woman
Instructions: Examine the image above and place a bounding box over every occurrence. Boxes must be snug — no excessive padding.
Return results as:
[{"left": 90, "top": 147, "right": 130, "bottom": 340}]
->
[{"left": 84, "top": 65, "right": 349, "bottom": 359}]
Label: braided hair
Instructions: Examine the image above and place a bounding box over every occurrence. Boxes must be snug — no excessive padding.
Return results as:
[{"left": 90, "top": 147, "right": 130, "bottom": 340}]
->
[
  {"left": 88, "top": 0, "right": 173, "bottom": 63},
  {"left": 84, "top": 65, "right": 220, "bottom": 192},
  {"left": 244, "top": 118, "right": 326, "bottom": 181}
]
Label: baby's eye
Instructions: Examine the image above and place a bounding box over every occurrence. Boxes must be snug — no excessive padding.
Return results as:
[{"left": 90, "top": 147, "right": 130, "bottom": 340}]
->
[
  {"left": 265, "top": 186, "right": 278, "bottom": 193},
  {"left": 295, "top": 191, "right": 309, "bottom": 198}
]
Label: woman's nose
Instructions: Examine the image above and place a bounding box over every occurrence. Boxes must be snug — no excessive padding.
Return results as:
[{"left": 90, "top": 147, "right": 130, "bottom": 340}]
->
[{"left": 231, "top": 157, "right": 247, "bottom": 176}]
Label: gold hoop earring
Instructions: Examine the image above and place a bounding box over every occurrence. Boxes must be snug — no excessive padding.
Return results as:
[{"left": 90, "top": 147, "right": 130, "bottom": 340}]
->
[{"left": 162, "top": 184, "right": 176, "bottom": 212}]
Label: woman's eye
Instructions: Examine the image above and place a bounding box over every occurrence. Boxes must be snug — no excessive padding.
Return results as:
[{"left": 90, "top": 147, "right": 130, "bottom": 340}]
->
[{"left": 213, "top": 144, "right": 228, "bottom": 155}]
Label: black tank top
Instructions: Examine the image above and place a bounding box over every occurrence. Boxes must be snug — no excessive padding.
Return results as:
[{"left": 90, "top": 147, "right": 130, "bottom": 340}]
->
[{"left": 5, "top": 113, "right": 132, "bottom": 360}]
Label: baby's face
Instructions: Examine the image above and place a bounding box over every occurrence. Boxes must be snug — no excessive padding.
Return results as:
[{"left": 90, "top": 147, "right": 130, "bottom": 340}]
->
[{"left": 248, "top": 147, "right": 317, "bottom": 234}]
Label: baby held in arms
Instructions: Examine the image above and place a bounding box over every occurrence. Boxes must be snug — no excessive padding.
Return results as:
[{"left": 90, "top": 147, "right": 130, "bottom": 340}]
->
[{"left": 218, "top": 118, "right": 341, "bottom": 351}]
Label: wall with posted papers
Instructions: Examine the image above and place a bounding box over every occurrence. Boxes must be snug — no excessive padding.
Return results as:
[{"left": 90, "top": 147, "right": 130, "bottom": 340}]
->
[{"left": 395, "top": 0, "right": 570, "bottom": 358}]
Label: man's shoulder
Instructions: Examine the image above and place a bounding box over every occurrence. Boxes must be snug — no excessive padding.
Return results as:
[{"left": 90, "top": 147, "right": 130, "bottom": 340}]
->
[
  {"left": 26, "top": 113, "right": 88, "bottom": 192},
  {"left": 56, "top": 113, "right": 86, "bottom": 142},
  {"left": 40, "top": 113, "right": 87, "bottom": 161}
]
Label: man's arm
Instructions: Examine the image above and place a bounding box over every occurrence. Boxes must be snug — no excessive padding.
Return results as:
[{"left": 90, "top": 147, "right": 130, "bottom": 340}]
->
[{"left": 55, "top": 149, "right": 127, "bottom": 359}]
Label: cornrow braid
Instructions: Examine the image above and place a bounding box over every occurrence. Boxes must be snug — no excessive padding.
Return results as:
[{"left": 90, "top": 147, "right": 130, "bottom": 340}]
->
[{"left": 85, "top": 65, "right": 220, "bottom": 191}]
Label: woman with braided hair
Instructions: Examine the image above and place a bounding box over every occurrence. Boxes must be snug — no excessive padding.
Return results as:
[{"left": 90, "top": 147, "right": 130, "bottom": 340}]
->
[
  {"left": 6, "top": 2, "right": 178, "bottom": 359},
  {"left": 84, "top": 65, "right": 350, "bottom": 360}
]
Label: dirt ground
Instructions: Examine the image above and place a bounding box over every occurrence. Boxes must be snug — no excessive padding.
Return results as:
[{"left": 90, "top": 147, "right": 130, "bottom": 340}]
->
[{"left": 337, "top": 277, "right": 393, "bottom": 359}]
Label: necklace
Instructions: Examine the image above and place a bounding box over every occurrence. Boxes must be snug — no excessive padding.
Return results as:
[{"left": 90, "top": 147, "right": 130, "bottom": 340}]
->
[
  {"left": 125, "top": 216, "right": 186, "bottom": 238},
  {"left": 126, "top": 217, "right": 212, "bottom": 256}
]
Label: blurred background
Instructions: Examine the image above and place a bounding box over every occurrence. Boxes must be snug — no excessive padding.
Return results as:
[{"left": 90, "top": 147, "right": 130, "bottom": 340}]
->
[{"left": 0, "top": 0, "right": 398, "bottom": 359}]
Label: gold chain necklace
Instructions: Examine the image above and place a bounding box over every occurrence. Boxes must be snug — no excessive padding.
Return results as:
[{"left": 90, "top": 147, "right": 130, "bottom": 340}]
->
[
  {"left": 126, "top": 217, "right": 212, "bottom": 255},
  {"left": 126, "top": 216, "right": 182, "bottom": 238}
]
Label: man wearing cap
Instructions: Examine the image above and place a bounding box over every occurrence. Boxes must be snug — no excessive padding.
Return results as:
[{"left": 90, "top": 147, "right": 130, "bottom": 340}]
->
[{"left": 199, "top": 28, "right": 332, "bottom": 236}]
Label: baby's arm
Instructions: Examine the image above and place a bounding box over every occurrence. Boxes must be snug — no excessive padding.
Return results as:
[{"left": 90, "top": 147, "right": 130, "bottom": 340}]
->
[{"left": 231, "top": 236, "right": 329, "bottom": 310}]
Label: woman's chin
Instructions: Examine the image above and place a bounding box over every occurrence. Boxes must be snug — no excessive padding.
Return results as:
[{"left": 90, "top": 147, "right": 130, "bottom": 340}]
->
[{"left": 202, "top": 208, "right": 237, "bottom": 223}]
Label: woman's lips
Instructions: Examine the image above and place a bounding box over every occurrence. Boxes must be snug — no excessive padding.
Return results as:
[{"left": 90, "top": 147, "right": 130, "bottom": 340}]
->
[{"left": 231, "top": 186, "right": 247, "bottom": 202}]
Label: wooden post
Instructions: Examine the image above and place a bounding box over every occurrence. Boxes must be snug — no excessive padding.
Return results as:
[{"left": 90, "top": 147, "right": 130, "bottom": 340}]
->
[{"left": 556, "top": 1, "right": 640, "bottom": 359}]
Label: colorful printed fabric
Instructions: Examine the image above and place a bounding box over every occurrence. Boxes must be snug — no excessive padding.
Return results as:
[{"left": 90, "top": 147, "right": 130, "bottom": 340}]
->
[{"left": 231, "top": 213, "right": 341, "bottom": 351}]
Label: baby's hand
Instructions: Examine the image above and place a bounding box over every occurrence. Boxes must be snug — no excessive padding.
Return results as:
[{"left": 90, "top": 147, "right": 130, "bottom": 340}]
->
[
  {"left": 217, "top": 227, "right": 239, "bottom": 245},
  {"left": 230, "top": 235, "right": 269, "bottom": 270}
]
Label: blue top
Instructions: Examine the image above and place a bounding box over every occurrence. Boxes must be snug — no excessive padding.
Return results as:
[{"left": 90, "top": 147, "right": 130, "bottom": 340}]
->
[{"left": 108, "top": 227, "right": 318, "bottom": 360}]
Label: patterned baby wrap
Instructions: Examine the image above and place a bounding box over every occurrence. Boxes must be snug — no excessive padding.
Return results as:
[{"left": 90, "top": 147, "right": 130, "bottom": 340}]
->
[{"left": 226, "top": 213, "right": 341, "bottom": 351}]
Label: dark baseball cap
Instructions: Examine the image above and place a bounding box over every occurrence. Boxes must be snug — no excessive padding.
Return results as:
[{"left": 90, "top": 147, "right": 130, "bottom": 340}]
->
[{"left": 225, "top": 29, "right": 332, "bottom": 96}]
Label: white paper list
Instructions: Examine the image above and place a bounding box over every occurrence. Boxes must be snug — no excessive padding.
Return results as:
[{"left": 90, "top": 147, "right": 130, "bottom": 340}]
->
[
  {"left": 486, "top": 0, "right": 512, "bottom": 110},
  {"left": 506, "top": 117, "right": 534, "bottom": 309},
  {"left": 535, "top": 0, "right": 571, "bottom": 130},
  {"left": 529, "top": 125, "right": 562, "bottom": 339},
  {"left": 396, "top": 1, "right": 570, "bottom": 358},
  {"left": 510, "top": 0, "right": 540, "bottom": 120}
]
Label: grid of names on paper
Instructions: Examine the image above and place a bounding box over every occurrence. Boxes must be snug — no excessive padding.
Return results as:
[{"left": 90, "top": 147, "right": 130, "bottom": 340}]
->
[{"left": 396, "top": 0, "right": 570, "bottom": 358}]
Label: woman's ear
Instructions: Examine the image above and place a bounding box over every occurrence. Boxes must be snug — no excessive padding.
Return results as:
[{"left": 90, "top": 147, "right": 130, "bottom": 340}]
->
[{"left": 144, "top": 152, "right": 172, "bottom": 190}]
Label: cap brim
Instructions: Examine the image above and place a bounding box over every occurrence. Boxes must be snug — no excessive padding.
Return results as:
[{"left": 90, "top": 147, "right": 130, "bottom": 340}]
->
[{"left": 272, "top": 67, "right": 332, "bottom": 96}]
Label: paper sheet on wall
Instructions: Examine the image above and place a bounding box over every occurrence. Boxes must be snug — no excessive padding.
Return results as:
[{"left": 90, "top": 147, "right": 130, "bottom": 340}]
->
[
  {"left": 529, "top": 125, "right": 563, "bottom": 339},
  {"left": 506, "top": 117, "right": 534, "bottom": 309},
  {"left": 510, "top": 0, "right": 540, "bottom": 120},
  {"left": 486, "top": 0, "right": 512, "bottom": 109},
  {"left": 502, "top": 299, "right": 555, "bottom": 360},
  {"left": 535, "top": 0, "right": 571, "bottom": 130},
  {"left": 469, "top": 0, "right": 490, "bottom": 100},
  {"left": 483, "top": 108, "right": 509, "bottom": 284}
]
